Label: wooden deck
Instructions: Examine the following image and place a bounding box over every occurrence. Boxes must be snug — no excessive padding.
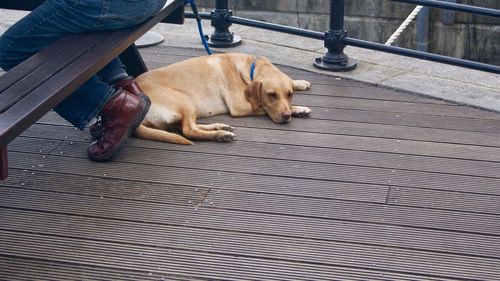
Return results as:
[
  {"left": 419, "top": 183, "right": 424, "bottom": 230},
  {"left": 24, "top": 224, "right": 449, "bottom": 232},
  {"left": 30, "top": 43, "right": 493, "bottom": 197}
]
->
[{"left": 1, "top": 46, "right": 500, "bottom": 281}]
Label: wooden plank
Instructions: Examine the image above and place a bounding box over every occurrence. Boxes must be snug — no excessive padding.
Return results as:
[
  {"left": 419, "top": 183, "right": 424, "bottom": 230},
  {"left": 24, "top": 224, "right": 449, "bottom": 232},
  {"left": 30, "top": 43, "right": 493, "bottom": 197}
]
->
[
  {"left": 10, "top": 134, "right": 500, "bottom": 191},
  {"left": 0, "top": 230, "right": 472, "bottom": 281},
  {"left": 231, "top": 126, "right": 500, "bottom": 162},
  {"left": 18, "top": 121, "right": 500, "bottom": 163},
  {"left": 301, "top": 107, "right": 500, "bottom": 134},
  {"left": 1, "top": 170, "right": 500, "bottom": 236},
  {"left": 388, "top": 187, "right": 500, "bottom": 214},
  {"left": 1, "top": 206, "right": 498, "bottom": 260},
  {"left": 22, "top": 123, "right": 89, "bottom": 140},
  {"left": 48, "top": 142, "right": 500, "bottom": 196},
  {"left": 0, "top": 256, "right": 169, "bottom": 281},
  {"left": 0, "top": 168, "right": 208, "bottom": 206},
  {"left": 292, "top": 94, "right": 500, "bottom": 121},
  {"left": 0, "top": 208, "right": 497, "bottom": 280},
  {"left": 123, "top": 138, "right": 500, "bottom": 179},
  {"left": 201, "top": 114, "right": 500, "bottom": 147},
  {"left": 6, "top": 151, "right": 389, "bottom": 203},
  {"left": 201, "top": 189, "right": 500, "bottom": 235},
  {"left": 297, "top": 83, "right": 449, "bottom": 104},
  {"left": 8, "top": 136, "right": 61, "bottom": 154},
  {"left": 0, "top": 188, "right": 500, "bottom": 250}
]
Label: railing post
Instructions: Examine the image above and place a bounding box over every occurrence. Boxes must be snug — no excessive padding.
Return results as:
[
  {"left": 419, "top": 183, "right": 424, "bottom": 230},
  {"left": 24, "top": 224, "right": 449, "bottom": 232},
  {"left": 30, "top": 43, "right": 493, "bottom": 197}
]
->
[
  {"left": 416, "top": 6, "right": 430, "bottom": 52},
  {"left": 442, "top": 0, "right": 456, "bottom": 25},
  {"left": 314, "top": 0, "right": 357, "bottom": 71},
  {"left": 208, "top": 0, "right": 242, "bottom": 47}
]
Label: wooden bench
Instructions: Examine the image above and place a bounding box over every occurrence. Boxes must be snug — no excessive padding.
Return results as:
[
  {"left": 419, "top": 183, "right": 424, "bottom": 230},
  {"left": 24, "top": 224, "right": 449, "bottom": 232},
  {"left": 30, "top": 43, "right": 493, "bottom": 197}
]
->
[{"left": 0, "top": 0, "right": 185, "bottom": 179}]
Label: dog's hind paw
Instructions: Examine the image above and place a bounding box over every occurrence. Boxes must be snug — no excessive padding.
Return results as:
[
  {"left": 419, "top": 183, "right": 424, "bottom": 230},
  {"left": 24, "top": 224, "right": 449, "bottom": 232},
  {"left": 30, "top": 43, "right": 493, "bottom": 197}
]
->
[{"left": 216, "top": 131, "right": 236, "bottom": 142}]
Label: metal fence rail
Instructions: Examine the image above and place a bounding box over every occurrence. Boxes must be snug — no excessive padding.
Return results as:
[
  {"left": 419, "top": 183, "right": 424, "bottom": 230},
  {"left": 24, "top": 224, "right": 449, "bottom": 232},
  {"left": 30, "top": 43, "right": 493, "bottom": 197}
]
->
[{"left": 186, "top": 0, "right": 500, "bottom": 74}]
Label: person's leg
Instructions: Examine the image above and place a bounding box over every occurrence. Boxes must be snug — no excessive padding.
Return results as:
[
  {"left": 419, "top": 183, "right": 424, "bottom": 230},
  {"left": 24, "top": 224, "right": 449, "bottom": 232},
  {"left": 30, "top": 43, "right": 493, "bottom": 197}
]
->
[
  {"left": 98, "top": 58, "right": 129, "bottom": 84},
  {"left": 0, "top": 0, "right": 165, "bottom": 160},
  {"left": 54, "top": 77, "right": 116, "bottom": 130},
  {"left": 0, "top": 0, "right": 167, "bottom": 69},
  {"left": 0, "top": 0, "right": 166, "bottom": 124},
  {"left": 0, "top": 0, "right": 114, "bottom": 130},
  {"left": 0, "top": 0, "right": 100, "bottom": 70}
]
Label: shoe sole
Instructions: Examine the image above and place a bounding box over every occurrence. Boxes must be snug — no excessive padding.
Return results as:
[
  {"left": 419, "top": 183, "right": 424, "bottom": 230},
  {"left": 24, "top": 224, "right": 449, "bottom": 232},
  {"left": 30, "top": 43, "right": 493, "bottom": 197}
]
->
[{"left": 87, "top": 96, "right": 151, "bottom": 162}]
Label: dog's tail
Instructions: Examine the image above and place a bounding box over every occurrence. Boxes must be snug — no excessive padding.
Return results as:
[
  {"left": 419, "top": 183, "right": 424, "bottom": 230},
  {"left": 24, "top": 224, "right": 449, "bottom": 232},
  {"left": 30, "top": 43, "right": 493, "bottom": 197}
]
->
[{"left": 134, "top": 124, "right": 193, "bottom": 145}]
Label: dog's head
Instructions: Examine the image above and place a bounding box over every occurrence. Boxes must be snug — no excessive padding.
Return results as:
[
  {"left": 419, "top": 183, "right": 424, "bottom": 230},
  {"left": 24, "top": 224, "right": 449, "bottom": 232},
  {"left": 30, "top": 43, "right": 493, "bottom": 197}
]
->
[{"left": 244, "top": 61, "right": 294, "bottom": 124}]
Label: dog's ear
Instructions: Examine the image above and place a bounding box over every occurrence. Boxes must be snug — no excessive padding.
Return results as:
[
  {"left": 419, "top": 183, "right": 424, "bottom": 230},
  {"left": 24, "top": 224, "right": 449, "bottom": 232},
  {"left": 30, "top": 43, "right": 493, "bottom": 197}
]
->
[{"left": 245, "top": 80, "right": 262, "bottom": 111}]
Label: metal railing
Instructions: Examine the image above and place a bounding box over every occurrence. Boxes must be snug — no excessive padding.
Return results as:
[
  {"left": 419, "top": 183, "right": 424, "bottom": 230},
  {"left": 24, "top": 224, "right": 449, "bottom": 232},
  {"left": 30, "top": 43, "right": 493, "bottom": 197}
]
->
[{"left": 186, "top": 0, "right": 500, "bottom": 74}]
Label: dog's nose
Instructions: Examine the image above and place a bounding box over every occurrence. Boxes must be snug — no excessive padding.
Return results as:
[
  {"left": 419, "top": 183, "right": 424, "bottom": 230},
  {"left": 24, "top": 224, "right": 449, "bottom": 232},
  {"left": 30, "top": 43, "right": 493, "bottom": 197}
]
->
[{"left": 282, "top": 112, "right": 291, "bottom": 122}]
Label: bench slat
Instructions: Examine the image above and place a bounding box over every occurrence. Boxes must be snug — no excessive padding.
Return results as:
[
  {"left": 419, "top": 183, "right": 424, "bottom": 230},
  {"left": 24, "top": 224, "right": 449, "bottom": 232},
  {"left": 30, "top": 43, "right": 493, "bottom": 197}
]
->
[
  {"left": 0, "top": 36, "right": 69, "bottom": 93},
  {"left": 0, "top": 33, "right": 110, "bottom": 114},
  {"left": 0, "top": 0, "right": 185, "bottom": 148},
  {"left": 0, "top": 0, "right": 185, "bottom": 24},
  {"left": 0, "top": 0, "right": 45, "bottom": 11}
]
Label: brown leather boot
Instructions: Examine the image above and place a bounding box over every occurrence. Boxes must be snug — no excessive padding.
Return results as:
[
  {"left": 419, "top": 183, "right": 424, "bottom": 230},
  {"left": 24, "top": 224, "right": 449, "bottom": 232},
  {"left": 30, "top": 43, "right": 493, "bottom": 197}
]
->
[
  {"left": 87, "top": 89, "right": 150, "bottom": 161},
  {"left": 89, "top": 78, "right": 148, "bottom": 139},
  {"left": 114, "top": 78, "right": 149, "bottom": 101}
]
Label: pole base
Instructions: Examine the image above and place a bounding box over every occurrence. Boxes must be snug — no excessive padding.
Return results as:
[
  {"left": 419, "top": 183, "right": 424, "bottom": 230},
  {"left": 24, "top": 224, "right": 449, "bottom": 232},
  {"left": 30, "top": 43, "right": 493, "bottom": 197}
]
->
[
  {"left": 135, "top": 31, "right": 165, "bottom": 48},
  {"left": 208, "top": 35, "right": 242, "bottom": 48},
  {"left": 313, "top": 56, "right": 357, "bottom": 72}
]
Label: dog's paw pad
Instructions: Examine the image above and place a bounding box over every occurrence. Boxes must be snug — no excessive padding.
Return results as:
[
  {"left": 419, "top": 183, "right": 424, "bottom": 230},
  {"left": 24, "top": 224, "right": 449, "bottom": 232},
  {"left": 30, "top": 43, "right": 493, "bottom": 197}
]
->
[{"left": 216, "top": 131, "right": 236, "bottom": 142}]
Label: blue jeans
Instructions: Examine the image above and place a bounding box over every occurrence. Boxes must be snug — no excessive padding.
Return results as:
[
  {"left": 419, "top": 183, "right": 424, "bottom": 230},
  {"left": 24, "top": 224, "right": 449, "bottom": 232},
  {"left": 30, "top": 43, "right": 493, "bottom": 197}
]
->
[{"left": 0, "top": 0, "right": 167, "bottom": 129}]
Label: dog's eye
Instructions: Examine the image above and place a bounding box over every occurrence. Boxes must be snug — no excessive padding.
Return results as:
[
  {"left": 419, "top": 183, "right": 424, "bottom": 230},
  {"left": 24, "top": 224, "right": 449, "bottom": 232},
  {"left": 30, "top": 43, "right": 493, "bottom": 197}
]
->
[{"left": 268, "top": 93, "right": 277, "bottom": 100}]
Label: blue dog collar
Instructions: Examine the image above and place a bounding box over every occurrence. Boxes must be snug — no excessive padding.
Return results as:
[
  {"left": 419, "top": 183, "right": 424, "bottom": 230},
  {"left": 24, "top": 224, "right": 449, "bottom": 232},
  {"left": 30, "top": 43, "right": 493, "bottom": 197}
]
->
[{"left": 250, "top": 57, "right": 257, "bottom": 81}]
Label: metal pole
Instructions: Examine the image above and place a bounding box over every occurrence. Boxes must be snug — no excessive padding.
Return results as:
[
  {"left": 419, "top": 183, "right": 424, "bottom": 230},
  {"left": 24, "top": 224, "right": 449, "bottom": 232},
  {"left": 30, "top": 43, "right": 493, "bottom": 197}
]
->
[
  {"left": 391, "top": 0, "right": 499, "bottom": 18},
  {"left": 208, "top": 0, "right": 242, "bottom": 47},
  {"left": 416, "top": 6, "right": 429, "bottom": 52},
  {"left": 313, "top": 0, "right": 357, "bottom": 71},
  {"left": 442, "top": 0, "right": 456, "bottom": 25}
]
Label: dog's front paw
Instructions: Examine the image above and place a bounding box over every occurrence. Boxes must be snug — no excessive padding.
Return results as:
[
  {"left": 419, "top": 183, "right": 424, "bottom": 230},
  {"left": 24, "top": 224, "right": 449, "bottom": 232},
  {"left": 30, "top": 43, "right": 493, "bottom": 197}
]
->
[
  {"left": 293, "top": 80, "right": 311, "bottom": 91},
  {"left": 216, "top": 131, "right": 236, "bottom": 142},
  {"left": 291, "top": 106, "right": 312, "bottom": 118}
]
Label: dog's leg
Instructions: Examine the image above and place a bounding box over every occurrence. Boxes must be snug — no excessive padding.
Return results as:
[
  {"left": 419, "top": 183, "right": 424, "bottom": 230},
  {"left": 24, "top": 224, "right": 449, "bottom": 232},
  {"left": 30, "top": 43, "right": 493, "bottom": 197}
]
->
[
  {"left": 292, "top": 80, "right": 311, "bottom": 91},
  {"left": 197, "top": 123, "right": 235, "bottom": 132},
  {"left": 291, "top": 105, "right": 312, "bottom": 117},
  {"left": 134, "top": 124, "right": 193, "bottom": 145},
  {"left": 181, "top": 111, "right": 235, "bottom": 142}
]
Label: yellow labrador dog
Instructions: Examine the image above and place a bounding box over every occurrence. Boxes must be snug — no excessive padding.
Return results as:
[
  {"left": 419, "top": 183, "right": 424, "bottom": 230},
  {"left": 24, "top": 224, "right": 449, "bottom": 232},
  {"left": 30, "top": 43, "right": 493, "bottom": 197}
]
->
[{"left": 134, "top": 53, "right": 312, "bottom": 144}]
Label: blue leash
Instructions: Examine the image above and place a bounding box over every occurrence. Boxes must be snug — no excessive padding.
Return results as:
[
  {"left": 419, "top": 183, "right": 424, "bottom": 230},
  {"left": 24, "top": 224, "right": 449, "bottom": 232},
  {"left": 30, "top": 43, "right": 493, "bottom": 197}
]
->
[
  {"left": 185, "top": 0, "right": 213, "bottom": 55},
  {"left": 184, "top": 0, "right": 257, "bottom": 79}
]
